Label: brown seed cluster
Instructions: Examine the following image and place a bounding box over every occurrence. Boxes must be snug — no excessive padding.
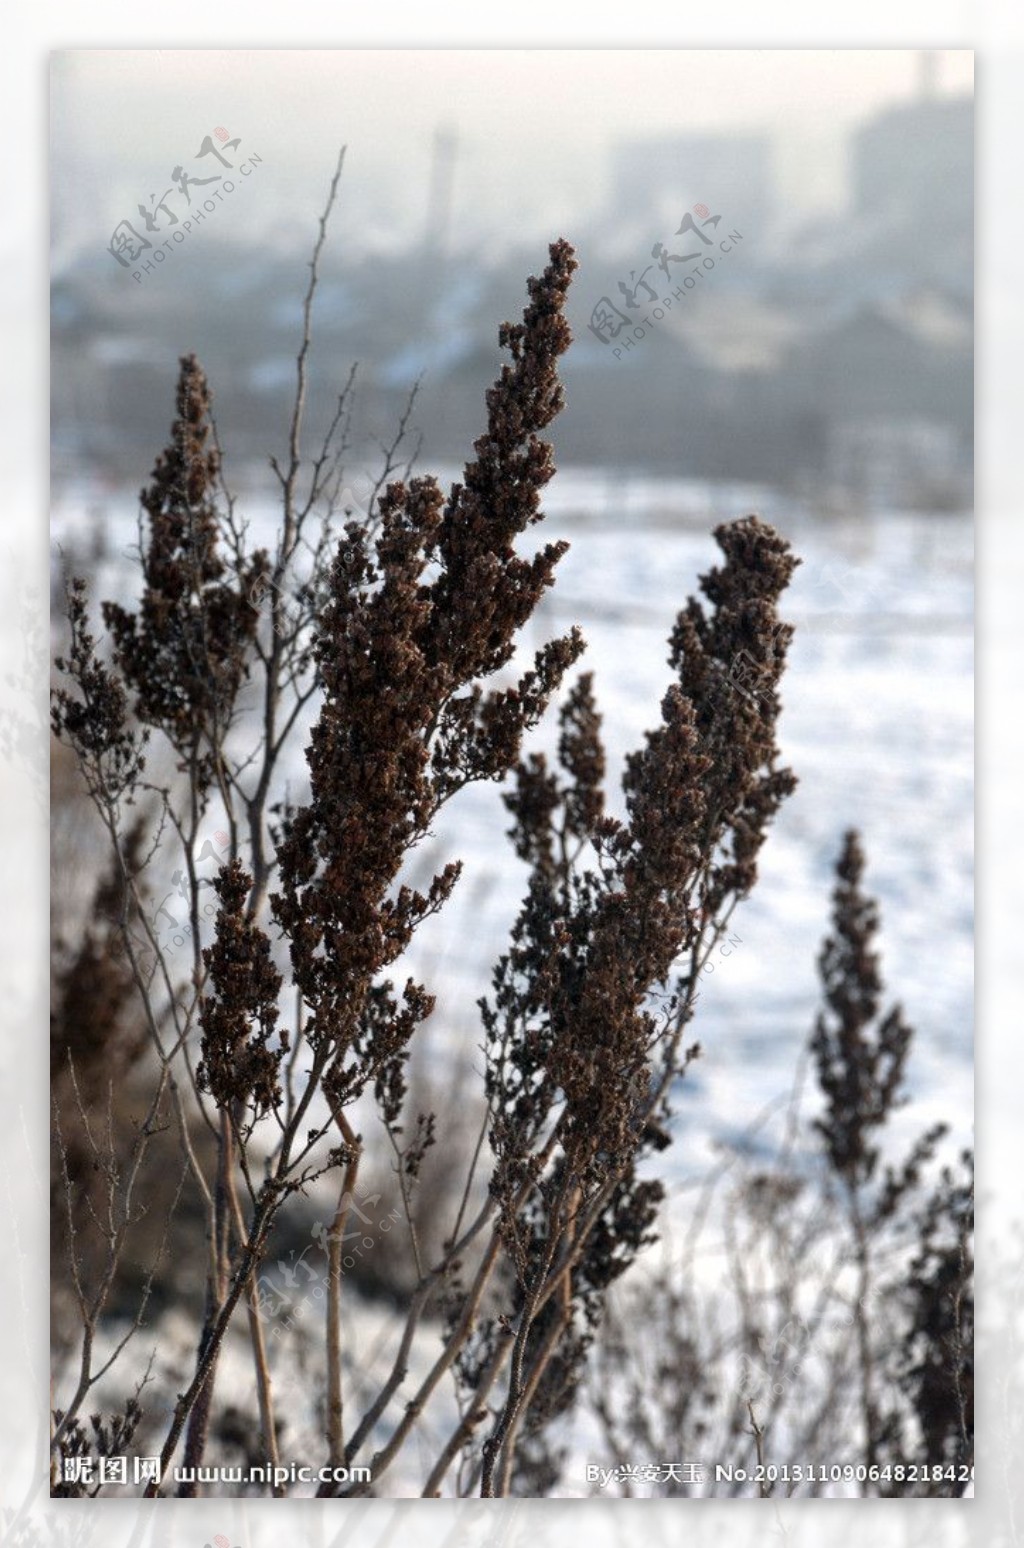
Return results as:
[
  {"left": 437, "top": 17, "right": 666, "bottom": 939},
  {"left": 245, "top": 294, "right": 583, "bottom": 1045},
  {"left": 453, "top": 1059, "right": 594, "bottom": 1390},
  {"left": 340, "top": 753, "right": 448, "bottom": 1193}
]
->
[
  {"left": 197, "top": 859, "right": 288, "bottom": 1125},
  {"left": 51, "top": 577, "right": 148, "bottom": 803},
  {"left": 810, "top": 829, "right": 914, "bottom": 1186},
  {"left": 102, "top": 353, "right": 266, "bottom": 784},
  {"left": 485, "top": 514, "right": 800, "bottom": 1196},
  {"left": 269, "top": 241, "right": 585, "bottom": 1117},
  {"left": 668, "top": 514, "right": 801, "bottom": 913},
  {"left": 464, "top": 517, "right": 800, "bottom": 1485}
]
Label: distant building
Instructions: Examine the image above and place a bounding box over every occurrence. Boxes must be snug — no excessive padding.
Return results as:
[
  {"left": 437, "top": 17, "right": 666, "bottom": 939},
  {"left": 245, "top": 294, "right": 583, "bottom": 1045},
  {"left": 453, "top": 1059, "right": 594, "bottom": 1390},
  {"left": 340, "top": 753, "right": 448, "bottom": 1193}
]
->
[
  {"left": 607, "top": 131, "right": 774, "bottom": 241},
  {"left": 762, "top": 83, "right": 973, "bottom": 305},
  {"left": 847, "top": 92, "right": 973, "bottom": 297},
  {"left": 851, "top": 94, "right": 973, "bottom": 226},
  {"left": 779, "top": 290, "right": 972, "bottom": 421},
  {"left": 769, "top": 288, "right": 972, "bottom": 497}
]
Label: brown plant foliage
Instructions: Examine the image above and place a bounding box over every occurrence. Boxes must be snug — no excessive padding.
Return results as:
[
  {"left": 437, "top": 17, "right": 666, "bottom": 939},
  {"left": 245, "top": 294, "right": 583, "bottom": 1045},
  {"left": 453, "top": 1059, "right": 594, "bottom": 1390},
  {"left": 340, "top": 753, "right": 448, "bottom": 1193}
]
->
[
  {"left": 102, "top": 352, "right": 266, "bottom": 786},
  {"left": 811, "top": 829, "right": 915, "bottom": 1186}
]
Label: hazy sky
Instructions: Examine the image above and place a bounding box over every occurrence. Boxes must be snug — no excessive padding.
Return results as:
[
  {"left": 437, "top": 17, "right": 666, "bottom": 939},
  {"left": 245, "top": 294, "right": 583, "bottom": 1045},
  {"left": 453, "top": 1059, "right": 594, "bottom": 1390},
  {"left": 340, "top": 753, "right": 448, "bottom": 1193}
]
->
[{"left": 51, "top": 49, "right": 973, "bottom": 263}]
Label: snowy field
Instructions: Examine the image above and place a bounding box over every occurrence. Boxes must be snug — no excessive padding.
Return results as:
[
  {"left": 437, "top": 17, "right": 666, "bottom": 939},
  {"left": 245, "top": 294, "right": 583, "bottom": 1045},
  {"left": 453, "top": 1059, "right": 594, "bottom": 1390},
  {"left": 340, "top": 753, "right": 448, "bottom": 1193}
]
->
[
  {"left": 51, "top": 467, "right": 973, "bottom": 1493},
  {"left": 51, "top": 468, "right": 974, "bottom": 1173}
]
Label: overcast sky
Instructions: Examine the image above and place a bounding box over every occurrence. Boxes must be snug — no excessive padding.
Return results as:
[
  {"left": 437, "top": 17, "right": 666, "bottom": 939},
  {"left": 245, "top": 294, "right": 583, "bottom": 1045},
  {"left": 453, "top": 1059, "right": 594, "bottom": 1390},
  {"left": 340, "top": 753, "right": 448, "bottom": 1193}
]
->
[{"left": 51, "top": 49, "right": 974, "bottom": 265}]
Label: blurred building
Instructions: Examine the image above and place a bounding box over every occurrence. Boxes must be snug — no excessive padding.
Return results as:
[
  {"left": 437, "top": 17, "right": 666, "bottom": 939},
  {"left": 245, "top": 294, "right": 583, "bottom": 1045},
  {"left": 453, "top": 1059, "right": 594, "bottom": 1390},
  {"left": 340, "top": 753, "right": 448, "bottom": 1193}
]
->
[
  {"left": 606, "top": 131, "right": 775, "bottom": 243},
  {"left": 845, "top": 88, "right": 973, "bottom": 301},
  {"left": 852, "top": 93, "right": 972, "bottom": 231}
]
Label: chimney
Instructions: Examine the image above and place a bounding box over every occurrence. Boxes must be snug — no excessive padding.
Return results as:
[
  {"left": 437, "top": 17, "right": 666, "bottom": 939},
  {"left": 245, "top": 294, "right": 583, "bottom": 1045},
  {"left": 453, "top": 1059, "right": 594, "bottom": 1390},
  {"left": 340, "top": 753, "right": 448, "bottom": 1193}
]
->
[{"left": 919, "top": 50, "right": 939, "bottom": 100}]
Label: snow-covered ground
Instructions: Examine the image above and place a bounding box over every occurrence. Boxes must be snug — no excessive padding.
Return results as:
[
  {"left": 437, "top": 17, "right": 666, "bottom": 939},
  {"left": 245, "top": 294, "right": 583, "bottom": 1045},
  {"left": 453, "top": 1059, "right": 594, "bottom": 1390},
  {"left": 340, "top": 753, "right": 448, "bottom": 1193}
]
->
[
  {"left": 51, "top": 467, "right": 973, "bottom": 1168},
  {"left": 51, "top": 470, "right": 973, "bottom": 1494}
]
